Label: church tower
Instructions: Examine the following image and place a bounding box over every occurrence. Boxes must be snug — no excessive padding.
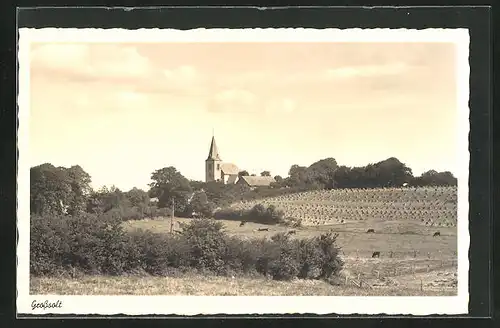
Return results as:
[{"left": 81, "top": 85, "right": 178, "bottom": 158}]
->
[{"left": 206, "top": 135, "right": 222, "bottom": 182}]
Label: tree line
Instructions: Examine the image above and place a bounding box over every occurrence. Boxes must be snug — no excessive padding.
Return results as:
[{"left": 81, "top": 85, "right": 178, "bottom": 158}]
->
[{"left": 30, "top": 157, "right": 457, "bottom": 220}]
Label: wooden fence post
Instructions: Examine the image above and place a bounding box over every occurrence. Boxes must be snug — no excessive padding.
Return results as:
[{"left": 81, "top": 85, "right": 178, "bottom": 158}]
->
[{"left": 420, "top": 279, "right": 423, "bottom": 292}]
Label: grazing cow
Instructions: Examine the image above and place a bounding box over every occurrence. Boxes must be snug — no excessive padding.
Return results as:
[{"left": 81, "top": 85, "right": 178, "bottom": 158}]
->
[
  {"left": 239, "top": 221, "right": 246, "bottom": 227},
  {"left": 372, "top": 251, "right": 381, "bottom": 258},
  {"left": 366, "top": 229, "right": 375, "bottom": 233},
  {"left": 258, "top": 228, "right": 269, "bottom": 232},
  {"left": 287, "top": 230, "right": 296, "bottom": 235},
  {"left": 433, "top": 231, "right": 441, "bottom": 237}
]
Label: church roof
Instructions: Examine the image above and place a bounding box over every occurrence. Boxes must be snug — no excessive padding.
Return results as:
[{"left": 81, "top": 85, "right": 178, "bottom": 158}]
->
[
  {"left": 221, "top": 163, "right": 239, "bottom": 175},
  {"left": 207, "top": 136, "right": 222, "bottom": 161},
  {"left": 239, "top": 175, "right": 275, "bottom": 187}
]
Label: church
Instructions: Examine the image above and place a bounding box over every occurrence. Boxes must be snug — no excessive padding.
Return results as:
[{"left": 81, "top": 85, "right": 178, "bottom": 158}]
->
[{"left": 205, "top": 136, "right": 275, "bottom": 187}]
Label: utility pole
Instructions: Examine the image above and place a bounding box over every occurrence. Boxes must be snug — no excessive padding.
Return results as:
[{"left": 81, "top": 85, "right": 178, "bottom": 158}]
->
[{"left": 170, "top": 198, "right": 175, "bottom": 233}]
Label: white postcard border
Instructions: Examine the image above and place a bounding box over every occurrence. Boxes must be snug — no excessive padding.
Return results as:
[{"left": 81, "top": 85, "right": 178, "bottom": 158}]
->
[{"left": 17, "top": 27, "right": 470, "bottom": 316}]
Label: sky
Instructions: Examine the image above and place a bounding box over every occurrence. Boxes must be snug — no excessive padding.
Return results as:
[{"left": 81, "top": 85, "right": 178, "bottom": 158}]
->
[{"left": 28, "top": 41, "right": 459, "bottom": 191}]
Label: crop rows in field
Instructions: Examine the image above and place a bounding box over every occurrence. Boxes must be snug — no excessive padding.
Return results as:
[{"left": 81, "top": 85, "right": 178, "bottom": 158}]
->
[{"left": 229, "top": 187, "right": 458, "bottom": 227}]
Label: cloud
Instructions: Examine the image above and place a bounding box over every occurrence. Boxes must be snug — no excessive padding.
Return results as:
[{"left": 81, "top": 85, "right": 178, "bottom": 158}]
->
[
  {"left": 265, "top": 98, "right": 297, "bottom": 114},
  {"left": 30, "top": 43, "right": 152, "bottom": 81},
  {"left": 216, "top": 71, "right": 270, "bottom": 88},
  {"left": 325, "top": 63, "right": 408, "bottom": 79},
  {"left": 113, "top": 91, "right": 149, "bottom": 108},
  {"left": 96, "top": 47, "right": 151, "bottom": 79},
  {"left": 160, "top": 65, "right": 207, "bottom": 95},
  {"left": 31, "top": 44, "right": 88, "bottom": 70},
  {"left": 207, "top": 88, "right": 258, "bottom": 113}
]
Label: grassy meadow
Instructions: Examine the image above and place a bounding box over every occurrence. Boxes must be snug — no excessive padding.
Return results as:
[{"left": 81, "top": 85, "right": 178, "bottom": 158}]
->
[
  {"left": 121, "top": 216, "right": 457, "bottom": 294},
  {"left": 31, "top": 213, "right": 457, "bottom": 296},
  {"left": 30, "top": 187, "right": 458, "bottom": 296},
  {"left": 31, "top": 272, "right": 456, "bottom": 296}
]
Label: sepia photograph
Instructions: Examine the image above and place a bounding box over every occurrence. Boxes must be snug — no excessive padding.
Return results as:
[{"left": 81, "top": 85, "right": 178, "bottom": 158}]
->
[{"left": 17, "top": 27, "right": 470, "bottom": 315}]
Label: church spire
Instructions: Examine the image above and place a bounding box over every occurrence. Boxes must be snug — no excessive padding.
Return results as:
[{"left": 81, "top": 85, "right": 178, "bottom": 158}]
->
[{"left": 207, "top": 135, "right": 222, "bottom": 161}]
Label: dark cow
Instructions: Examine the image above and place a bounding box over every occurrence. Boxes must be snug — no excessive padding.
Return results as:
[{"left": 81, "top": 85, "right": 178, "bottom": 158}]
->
[
  {"left": 287, "top": 230, "right": 297, "bottom": 235},
  {"left": 258, "top": 228, "right": 269, "bottom": 232},
  {"left": 433, "top": 231, "right": 441, "bottom": 237},
  {"left": 366, "top": 229, "right": 375, "bottom": 233},
  {"left": 372, "top": 251, "right": 381, "bottom": 258},
  {"left": 239, "top": 221, "right": 246, "bottom": 227}
]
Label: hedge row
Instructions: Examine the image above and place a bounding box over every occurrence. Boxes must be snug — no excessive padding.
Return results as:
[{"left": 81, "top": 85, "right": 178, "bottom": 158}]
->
[
  {"left": 30, "top": 214, "right": 343, "bottom": 281},
  {"left": 214, "top": 204, "right": 285, "bottom": 224}
]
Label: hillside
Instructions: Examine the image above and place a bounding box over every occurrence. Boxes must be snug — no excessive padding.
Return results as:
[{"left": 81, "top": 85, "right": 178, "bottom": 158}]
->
[{"left": 227, "top": 186, "right": 457, "bottom": 227}]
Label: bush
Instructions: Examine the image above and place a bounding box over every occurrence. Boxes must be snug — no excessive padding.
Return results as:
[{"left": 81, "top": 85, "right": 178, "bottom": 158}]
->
[
  {"left": 181, "top": 219, "right": 228, "bottom": 274},
  {"left": 223, "top": 236, "right": 260, "bottom": 276},
  {"left": 268, "top": 233, "right": 300, "bottom": 280},
  {"left": 30, "top": 214, "right": 344, "bottom": 282},
  {"left": 30, "top": 212, "right": 126, "bottom": 276},
  {"left": 213, "top": 204, "right": 284, "bottom": 225}
]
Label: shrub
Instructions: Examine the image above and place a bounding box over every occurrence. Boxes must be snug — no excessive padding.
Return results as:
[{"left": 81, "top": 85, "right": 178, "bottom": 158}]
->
[
  {"left": 181, "top": 218, "right": 228, "bottom": 274},
  {"left": 223, "top": 236, "right": 260, "bottom": 275},
  {"left": 30, "top": 214, "right": 71, "bottom": 275},
  {"left": 296, "top": 238, "right": 326, "bottom": 279},
  {"left": 127, "top": 230, "right": 189, "bottom": 275},
  {"left": 253, "top": 238, "right": 280, "bottom": 277},
  {"left": 30, "top": 212, "right": 126, "bottom": 276},
  {"left": 213, "top": 204, "right": 284, "bottom": 225},
  {"left": 316, "top": 232, "right": 344, "bottom": 279},
  {"left": 30, "top": 214, "right": 344, "bottom": 282},
  {"left": 268, "top": 233, "right": 300, "bottom": 280}
]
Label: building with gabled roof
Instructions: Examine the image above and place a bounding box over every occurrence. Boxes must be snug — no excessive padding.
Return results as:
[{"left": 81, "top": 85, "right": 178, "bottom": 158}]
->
[{"left": 237, "top": 175, "right": 276, "bottom": 188}]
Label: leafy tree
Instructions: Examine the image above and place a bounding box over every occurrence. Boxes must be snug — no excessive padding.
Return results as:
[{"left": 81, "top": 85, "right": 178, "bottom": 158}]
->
[
  {"left": 30, "top": 163, "right": 93, "bottom": 216},
  {"left": 411, "top": 170, "right": 457, "bottom": 187},
  {"left": 284, "top": 165, "right": 309, "bottom": 188},
  {"left": 125, "top": 188, "right": 149, "bottom": 207},
  {"left": 333, "top": 166, "right": 353, "bottom": 188},
  {"left": 89, "top": 186, "right": 131, "bottom": 214},
  {"left": 186, "top": 191, "right": 215, "bottom": 218},
  {"left": 65, "top": 165, "right": 92, "bottom": 215},
  {"left": 30, "top": 163, "right": 72, "bottom": 216},
  {"left": 372, "top": 157, "right": 413, "bottom": 187},
  {"left": 148, "top": 167, "right": 193, "bottom": 214},
  {"left": 203, "top": 181, "right": 250, "bottom": 207},
  {"left": 125, "top": 187, "right": 150, "bottom": 217},
  {"left": 260, "top": 171, "right": 271, "bottom": 177},
  {"left": 238, "top": 170, "right": 249, "bottom": 177},
  {"left": 333, "top": 158, "right": 413, "bottom": 189},
  {"left": 306, "top": 158, "right": 338, "bottom": 189},
  {"left": 189, "top": 180, "right": 206, "bottom": 192}
]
